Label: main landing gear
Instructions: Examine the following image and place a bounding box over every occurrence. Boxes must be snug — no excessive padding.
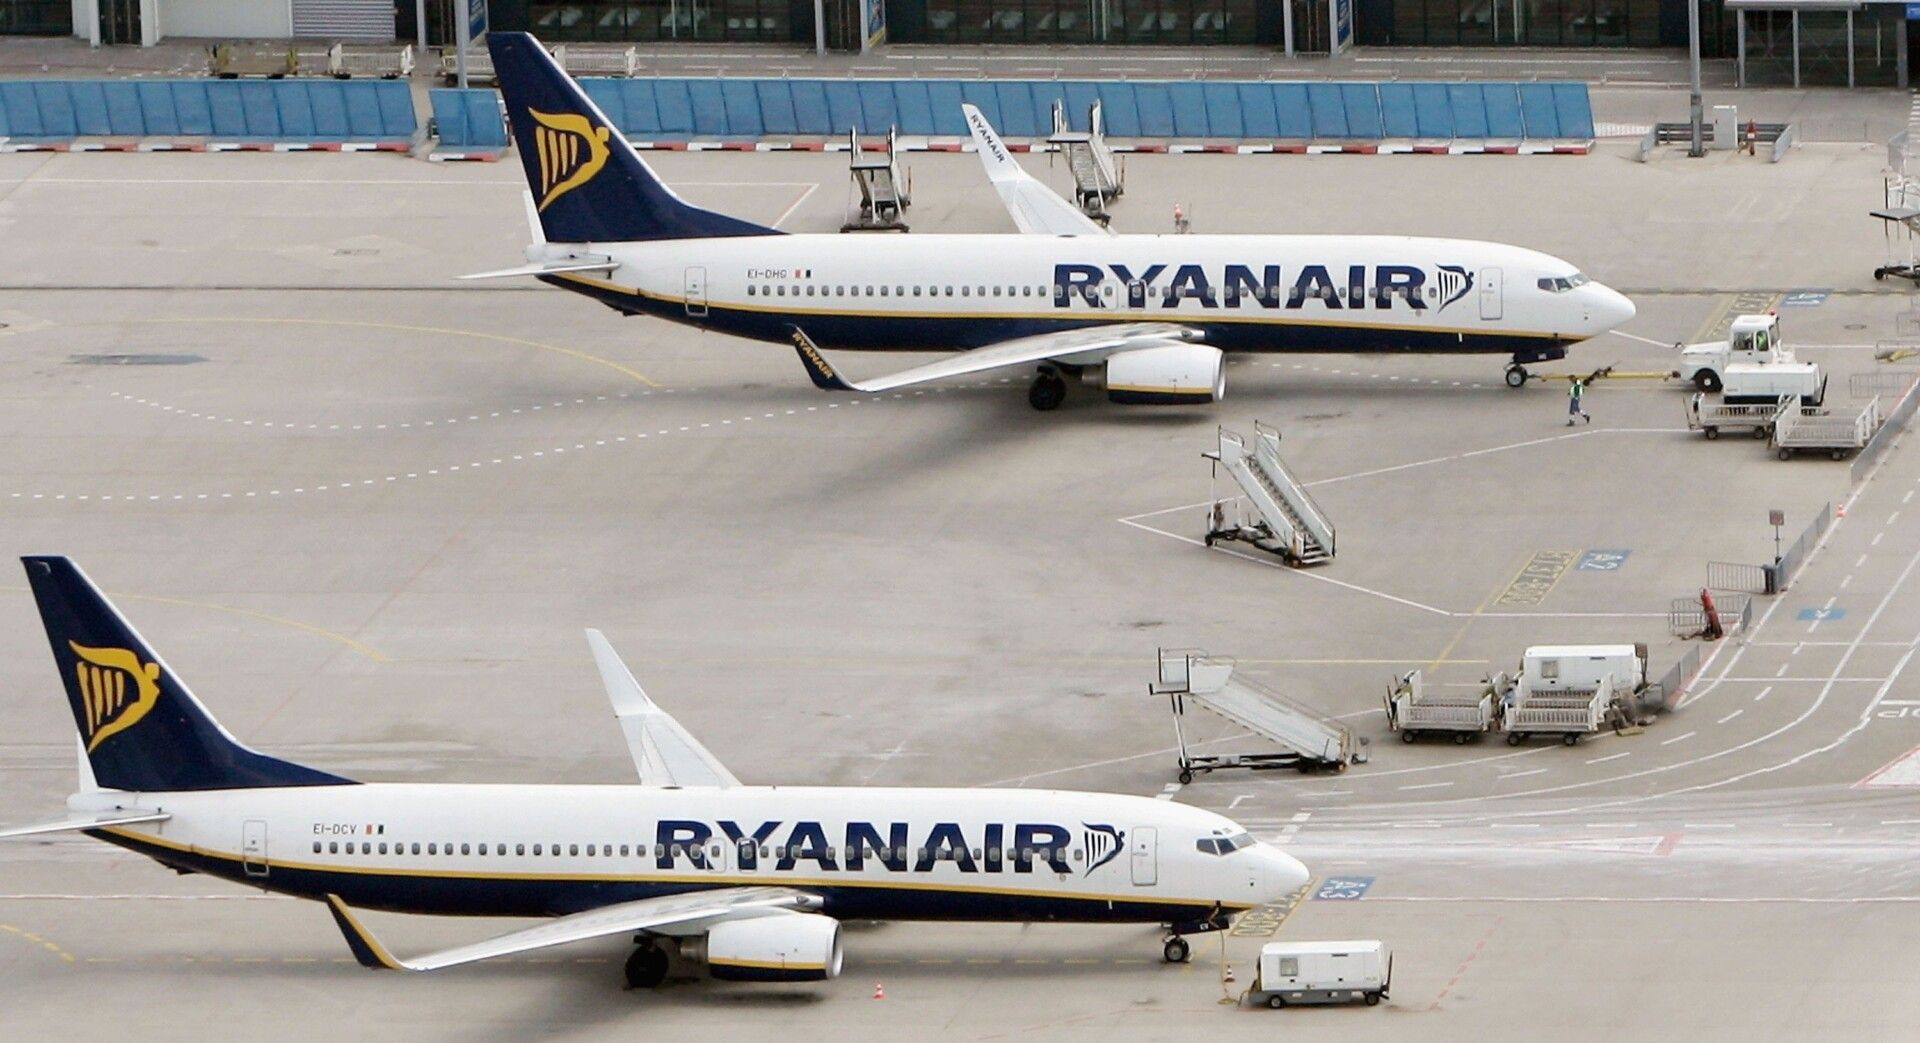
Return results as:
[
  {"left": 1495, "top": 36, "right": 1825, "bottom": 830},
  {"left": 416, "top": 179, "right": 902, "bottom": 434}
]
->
[
  {"left": 1162, "top": 935, "right": 1191, "bottom": 963},
  {"left": 624, "top": 938, "right": 670, "bottom": 989},
  {"left": 1504, "top": 364, "right": 1530, "bottom": 389},
  {"left": 1028, "top": 365, "right": 1067, "bottom": 411}
]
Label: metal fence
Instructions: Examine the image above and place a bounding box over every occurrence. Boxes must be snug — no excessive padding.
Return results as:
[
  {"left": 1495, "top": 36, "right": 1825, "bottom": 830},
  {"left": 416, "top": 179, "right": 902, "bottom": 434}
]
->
[
  {"left": 1640, "top": 644, "right": 1705, "bottom": 715},
  {"left": 1769, "top": 503, "right": 1833, "bottom": 594},
  {"left": 1707, "top": 560, "right": 1770, "bottom": 594},
  {"left": 1852, "top": 372, "right": 1920, "bottom": 484},
  {"left": 1668, "top": 592, "right": 1753, "bottom": 638}
]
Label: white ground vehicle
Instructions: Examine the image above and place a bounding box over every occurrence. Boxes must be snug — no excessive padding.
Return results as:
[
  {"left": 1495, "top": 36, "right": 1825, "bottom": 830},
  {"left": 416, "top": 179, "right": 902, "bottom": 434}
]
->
[
  {"left": 1249, "top": 940, "right": 1392, "bottom": 1008},
  {"left": 1678, "top": 313, "right": 1825, "bottom": 405},
  {"left": 1499, "top": 644, "right": 1645, "bottom": 746}
]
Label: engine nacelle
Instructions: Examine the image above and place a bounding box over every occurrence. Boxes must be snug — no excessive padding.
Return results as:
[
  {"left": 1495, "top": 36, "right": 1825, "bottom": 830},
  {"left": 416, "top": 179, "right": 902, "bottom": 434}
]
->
[
  {"left": 1103, "top": 343, "right": 1225, "bottom": 405},
  {"left": 693, "top": 914, "right": 843, "bottom": 982}
]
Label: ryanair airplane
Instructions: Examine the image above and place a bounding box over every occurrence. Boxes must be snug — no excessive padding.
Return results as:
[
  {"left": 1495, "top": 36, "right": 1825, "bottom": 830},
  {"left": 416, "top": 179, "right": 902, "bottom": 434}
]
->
[
  {"left": 1, "top": 558, "right": 1310, "bottom": 987},
  {"left": 474, "top": 32, "right": 1635, "bottom": 410}
]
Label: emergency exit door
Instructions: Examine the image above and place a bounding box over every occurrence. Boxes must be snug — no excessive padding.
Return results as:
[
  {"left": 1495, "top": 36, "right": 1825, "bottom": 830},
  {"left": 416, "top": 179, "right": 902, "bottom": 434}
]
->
[
  {"left": 1479, "top": 267, "right": 1504, "bottom": 320},
  {"left": 684, "top": 266, "right": 708, "bottom": 317},
  {"left": 1130, "top": 827, "right": 1158, "bottom": 886},
  {"left": 242, "top": 820, "right": 268, "bottom": 878}
]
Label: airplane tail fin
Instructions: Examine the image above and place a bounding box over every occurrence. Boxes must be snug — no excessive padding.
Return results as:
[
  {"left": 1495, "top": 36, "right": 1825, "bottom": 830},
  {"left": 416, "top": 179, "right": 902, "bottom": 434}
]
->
[
  {"left": 21, "top": 556, "right": 355, "bottom": 793},
  {"left": 487, "top": 32, "right": 780, "bottom": 244}
]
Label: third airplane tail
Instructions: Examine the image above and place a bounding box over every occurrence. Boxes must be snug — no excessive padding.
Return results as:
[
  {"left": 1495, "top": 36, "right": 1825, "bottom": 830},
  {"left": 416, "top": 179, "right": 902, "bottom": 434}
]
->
[{"left": 487, "top": 31, "right": 780, "bottom": 244}]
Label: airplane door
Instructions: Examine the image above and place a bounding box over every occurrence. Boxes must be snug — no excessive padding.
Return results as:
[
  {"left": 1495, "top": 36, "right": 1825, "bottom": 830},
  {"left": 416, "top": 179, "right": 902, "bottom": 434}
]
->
[
  {"left": 242, "top": 820, "right": 268, "bottom": 878},
  {"left": 684, "top": 266, "right": 708, "bottom": 318},
  {"left": 1479, "top": 267, "right": 1504, "bottom": 321},
  {"left": 1130, "top": 827, "right": 1158, "bottom": 886}
]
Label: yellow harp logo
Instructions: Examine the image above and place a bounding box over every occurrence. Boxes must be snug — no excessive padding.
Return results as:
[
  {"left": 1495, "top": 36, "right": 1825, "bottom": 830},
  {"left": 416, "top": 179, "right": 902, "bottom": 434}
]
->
[
  {"left": 529, "top": 109, "right": 612, "bottom": 212},
  {"left": 70, "top": 641, "right": 162, "bottom": 752}
]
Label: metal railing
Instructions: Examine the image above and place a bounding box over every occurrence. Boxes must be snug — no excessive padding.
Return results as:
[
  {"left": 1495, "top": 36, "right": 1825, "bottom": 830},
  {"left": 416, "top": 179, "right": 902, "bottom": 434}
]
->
[
  {"left": 1641, "top": 644, "right": 1705, "bottom": 714},
  {"left": 1853, "top": 371, "right": 1920, "bottom": 484},
  {"left": 1707, "top": 560, "right": 1769, "bottom": 595},
  {"left": 1769, "top": 503, "right": 1833, "bottom": 594},
  {"left": 1668, "top": 592, "right": 1753, "bottom": 637},
  {"left": 1253, "top": 422, "right": 1334, "bottom": 557}
]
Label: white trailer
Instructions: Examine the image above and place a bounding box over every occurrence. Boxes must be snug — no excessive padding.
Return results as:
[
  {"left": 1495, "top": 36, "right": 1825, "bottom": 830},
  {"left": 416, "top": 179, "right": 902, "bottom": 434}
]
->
[
  {"left": 1678, "top": 314, "right": 1825, "bottom": 405},
  {"left": 1249, "top": 940, "right": 1392, "bottom": 1009},
  {"left": 1384, "top": 670, "right": 1496, "bottom": 744},
  {"left": 1499, "top": 645, "right": 1644, "bottom": 746},
  {"left": 1685, "top": 392, "right": 1783, "bottom": 440}
]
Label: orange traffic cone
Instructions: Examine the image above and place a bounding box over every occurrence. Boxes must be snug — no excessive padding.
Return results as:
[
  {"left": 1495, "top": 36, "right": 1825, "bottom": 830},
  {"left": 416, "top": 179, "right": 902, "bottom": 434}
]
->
[
  {"left": 1837, "top": 503, "right": 1848, "bottom": 518},
  {"left": 1224, "top": 963, "right": 1236, "bottom": 984},
  {"left": 873, "top": 982, "right": 886, "bottom": 1000}
]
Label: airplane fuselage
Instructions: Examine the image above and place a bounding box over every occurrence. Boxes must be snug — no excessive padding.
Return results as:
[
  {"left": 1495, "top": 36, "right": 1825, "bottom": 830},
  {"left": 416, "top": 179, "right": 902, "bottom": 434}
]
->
[
  {"left": 539, "top": 232, "right": 1630, "bottom": 360},
  {"left": 83, "top": 783, "right": 1297, "bottom": 928}
]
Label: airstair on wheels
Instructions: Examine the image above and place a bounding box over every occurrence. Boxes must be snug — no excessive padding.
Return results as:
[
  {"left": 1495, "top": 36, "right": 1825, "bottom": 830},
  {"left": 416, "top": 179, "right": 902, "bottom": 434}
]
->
[
  {"left": 842, "top": 126, "right": 911, "bottom": 232},
  {"left": 1152, "top": 648, "right": 1361, "bottom": 781},
  {"left": 1048, "top": 101, "right": 1122, "bottom": 222},
  {"left": 1204, "top": 422, "right": 1336, "bottom": 567}
]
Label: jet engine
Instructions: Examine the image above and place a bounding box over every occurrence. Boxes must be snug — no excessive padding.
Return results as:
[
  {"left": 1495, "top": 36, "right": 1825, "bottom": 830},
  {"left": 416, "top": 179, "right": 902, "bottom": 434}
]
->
[
  {"left": 688, "top": 913, "right": 844, "bottom": 982},
  {"left": 1102, "top": 344, "right": 1225, "bottom": 404}
]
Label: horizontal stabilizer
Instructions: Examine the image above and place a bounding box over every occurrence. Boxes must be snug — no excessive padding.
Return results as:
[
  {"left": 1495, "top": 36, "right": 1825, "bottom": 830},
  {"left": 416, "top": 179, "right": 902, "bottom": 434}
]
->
[
  {"left": 327, "top": 888, "right": 819, "bottom": 971},
  {"left": 0, "top": 811, "right": 170, "bottom": 840},
  {"left": 458, "top": 259, "right": 617, "bottom": 280}
]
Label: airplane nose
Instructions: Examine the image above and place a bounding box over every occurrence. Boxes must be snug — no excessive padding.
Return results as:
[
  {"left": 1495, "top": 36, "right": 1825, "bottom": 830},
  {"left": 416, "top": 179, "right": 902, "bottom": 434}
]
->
[
  {"left": 1593, "top": 285, "right": 1636, "bottom": 330},
  {"left": 1261, "top": 844, "right": 1311, "bottom": 899}
]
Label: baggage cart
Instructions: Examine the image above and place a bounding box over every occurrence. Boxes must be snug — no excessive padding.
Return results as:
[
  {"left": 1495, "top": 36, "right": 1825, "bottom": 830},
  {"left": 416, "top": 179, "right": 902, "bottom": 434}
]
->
[{"left": 1383, "top": 670, "right": 1495, "bottom": 744}]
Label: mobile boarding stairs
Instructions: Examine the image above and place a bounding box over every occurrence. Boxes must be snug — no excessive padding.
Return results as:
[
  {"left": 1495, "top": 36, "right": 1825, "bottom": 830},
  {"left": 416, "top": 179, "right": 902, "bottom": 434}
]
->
[
  {"left": 1048, "top": 100, "right": 1122, "bottom": 222},
  {"left": 1204, "top": 422, "right": 1336, "bottom": 567},
  {"left": 842, "top": 127, "right": 911, "bottom": 232},
  {"left": 1152, "top": 648, "right": 1362, "bottom": 781}
]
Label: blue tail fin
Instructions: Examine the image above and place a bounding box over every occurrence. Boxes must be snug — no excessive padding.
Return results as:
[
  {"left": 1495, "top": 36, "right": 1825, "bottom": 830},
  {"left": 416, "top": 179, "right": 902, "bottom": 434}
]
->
[
  {"left": 22, "top": 557, "right": 354, "bottom": 792},
  {"left": 487, "top": 32, "right": 780, "bottom": 243}
]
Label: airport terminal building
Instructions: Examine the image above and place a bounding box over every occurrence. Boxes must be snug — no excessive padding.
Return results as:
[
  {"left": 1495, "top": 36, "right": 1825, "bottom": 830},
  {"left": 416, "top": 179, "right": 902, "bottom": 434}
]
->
[{"left": 4, "top": 0, "right": 1911, "bottom": 85}]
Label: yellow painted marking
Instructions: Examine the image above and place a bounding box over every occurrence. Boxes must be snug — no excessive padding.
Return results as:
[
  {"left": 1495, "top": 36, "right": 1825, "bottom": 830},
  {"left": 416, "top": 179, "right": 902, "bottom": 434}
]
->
[
  {"left": 1, "top": 924, "right": 76, "bottom": 963},
  {"left": 1230, "top": 883, "right": 1310, "bottom": 939},
  {"left": 64, "top": 317, "right": 662, "bottom": 389},
  {"left": 1494, "top": 549, "right": 1579, "bottom": 608},
  {"left": 0, "top": 586, "right": 388, "bottom": 663},
  {"left": 1690, "top": 292, "right": 1783, "bottom": 346}
]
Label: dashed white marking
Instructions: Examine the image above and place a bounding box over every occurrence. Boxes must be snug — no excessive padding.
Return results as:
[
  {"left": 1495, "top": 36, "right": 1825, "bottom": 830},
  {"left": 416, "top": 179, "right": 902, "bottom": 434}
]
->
[
  {"left": 1718, "top": 709, "right": 1744, "bottom": 724},
  {"left": 1660, "top": 731, "right": 1696, "bottom": 745},
  {"left": 1500, "top": 768, "right": 1548, "bottom": 780},
  {"left": 1155, "top": 783, "right": 1182, "bottom": 801},
  {"left": 1398, "top": 781, "right": 1454, "bottom": 791},
  {"left": 1586, "top": 752, "right": 1630, "bottom": 764},
  {"left": 1755, "top": 685, "right": 1773, "bottom": 701}
]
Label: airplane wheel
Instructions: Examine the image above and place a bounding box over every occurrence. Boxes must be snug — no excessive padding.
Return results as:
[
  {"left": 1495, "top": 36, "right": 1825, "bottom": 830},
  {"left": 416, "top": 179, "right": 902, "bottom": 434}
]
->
[
  {"left": 1028, "top": 371, "right": 1067, "bottom": 411},
  {"left": 1504, "top": 366, "right": 1528, "bottom": 389},
  {"left": 624, "top": 942, "right": 669, "bottom": 990},
  {"left": 1163, "top": 936, "right": 1191, "bottom": 964}
]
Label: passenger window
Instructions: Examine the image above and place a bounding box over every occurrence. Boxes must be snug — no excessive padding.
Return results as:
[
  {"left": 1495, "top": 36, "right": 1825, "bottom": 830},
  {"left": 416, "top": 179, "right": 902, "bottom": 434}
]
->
[
  {"left": 313, "top": 841, "right": 322, "bottom": 854},
  {"left": 760, "top": 844, "right": 771, "bottom": 858},
  {"left": 515, "top": 844, "right": 524, "bottom": 855},
  {"left": 912, "top": 286, "right": 922, "bottom": 297},
  {"left": 587, "top": 844, "right": 597, "bottom": 856},
  {"left": 761, "top": 285, "right": 770, "bottom": 296},
  {"left": 879, "top": 286, "right": 888, "bottom": 297},
  {"left": 1022, "top": 286, "right": 1032, "bottom": 297},
  {"left": 805, "top": 285, "right": 815, "bottom": 296},
  {"left": 378, "top": 842, "right": 388, "bottom": 855},
  {"left": 411, "top": 843, "right": 421, "bottom": 855},
  {"left": 986, "top": 847, "right": 1001, "bottom": 861},
  {"left": 477, "top": 843, "right": 487, "bottom": 855},
  {"left": 552, "top": 844, "right": 561, "bottom": 856},
  {"left": 329, "top": 841, "right": 339, "bottom": 854},
  {"left": 944, "top": 286, "right": 954, "bottom": 296},
  {"left": 460, "top": 843, "right": 470, "bottom": 855},
  {"left": 776, "top": 285, "right": 785, "bottom": 296},
  {"left": 895, "top": 286, "right": 904, "bottom": 296},
  {"left": 747, "top": 285, "right": 756, "bottom": 296},
  {"left": 991, "top": 287, "right": 1002, "bottom": 297},
  {"left": 670, "top": 844, "right": 683, "bottom": 857},
  {"left": 960, "top": 286, "right": 970, "bottom": 297},
  {"left": 620, "top": 844, "right": 630, "bottom": 857},
  {"left": 1072, "top": 848, "right": 1084, "bottom": 862},
  {"left": 570, "top": 844, "right": 579, "bottom": 856}
]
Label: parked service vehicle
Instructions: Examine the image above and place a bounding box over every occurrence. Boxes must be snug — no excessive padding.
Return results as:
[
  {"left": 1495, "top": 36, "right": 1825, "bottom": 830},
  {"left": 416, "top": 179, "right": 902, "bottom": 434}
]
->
[
  {"left": 1383, "top": 670, "right": 1497, "bottom": 743},
  {"left": 1498, "top": 644, "right": 1645, "bottom": 746},
  {"left": 1249, "top": 940, "right": 1392, "bottom": 1008},
  {"left": 1678, "top": 313, "right": 1825, "bottom": 405}
]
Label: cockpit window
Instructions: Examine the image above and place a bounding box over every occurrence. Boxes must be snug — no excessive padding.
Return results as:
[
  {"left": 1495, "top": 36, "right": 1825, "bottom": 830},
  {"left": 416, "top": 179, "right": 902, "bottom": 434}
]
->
[
  {"left": 1195, "top": 838, "right": 1224, "bottom": 855},
  {"left": 1536, "top": 272, "right": 1591, "bottom": 293},
  {"left": 1196, "top": 830, "right": 1257, "bottom": 856}
]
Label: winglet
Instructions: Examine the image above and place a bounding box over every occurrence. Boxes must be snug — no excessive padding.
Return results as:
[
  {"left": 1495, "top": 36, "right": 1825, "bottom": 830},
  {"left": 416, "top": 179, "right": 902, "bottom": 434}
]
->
[
  {"left": 585, "top": 629, "right": 741, "bottom": 787},
  {"left": 325, "top": 894, "right": 411, "bottom": 971},
  {"left": 787, "top": 326, "right": 856, "bottom": 392}
]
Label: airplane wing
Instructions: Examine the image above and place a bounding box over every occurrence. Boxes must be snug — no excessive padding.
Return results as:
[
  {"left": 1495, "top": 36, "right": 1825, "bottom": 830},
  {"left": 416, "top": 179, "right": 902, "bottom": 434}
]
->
[
  {"left": 0, "top": 811, "right": 171, "bottom": 840},
  {"left": 327, "top": 887, "right": 820, "bottom": 972},
  {"left": 962, "top": 104, "right": 1110, "bottom": 237},
  {"left": 790, "top": 322, "right": 1201, "bottom": 394},
  {"left": 587, "top": 629, "right": 741, "bottom": 788}
]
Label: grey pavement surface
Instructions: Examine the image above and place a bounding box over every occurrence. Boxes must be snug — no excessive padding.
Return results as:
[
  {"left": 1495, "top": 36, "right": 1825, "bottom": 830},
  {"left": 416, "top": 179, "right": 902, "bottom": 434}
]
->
[{"left": 2, "top": 142, "right": 1920, "bottom": 1039}]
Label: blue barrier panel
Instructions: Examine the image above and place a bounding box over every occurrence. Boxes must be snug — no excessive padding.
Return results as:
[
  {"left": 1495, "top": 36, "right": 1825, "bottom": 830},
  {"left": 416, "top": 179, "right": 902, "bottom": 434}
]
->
[
  {"left": 239, "top": 80, "right": 282, "bottom": 136},
  {"left": 1340, "top": 83, "right": 1383, "bottom": 139},
  {"left": 1063, "top": 81, "right": 1102, "bottom": 131},
  {"left": 617, "top": 80, "right": 660, "bottom": 135},
  {"left": 430, "top": 89, "right": 468, "bottom": 145},
  {"left": 1446, "top": 83, "right": 1488, "bottom": 138},
  {"left": 956, "top": 82, "right": 1003, "bottom": 133},
  {"left": 790, "top": 80, "right": 831, "bottom": 135},
  {"left": 70, "top": 81, "right": 111, "bottom": 135},
  {"left": 311, "top": 82, "right": 350, "bottom": 138},
  {"left": 1134, "top": 84, "right": 1175, "bottom": 137},
  {"left": 685, "top": 80, "right": 727, "bottom": 136},
  {"left": 1167, "top": 82, "right": 1209, "bottom": 137},
  {"left": 1377, "top": 83, "right": 1418, "bottom": 138},
  {"left": 205, "top": 81, "right": 246, "bottom": 137},
  {"left": 995, "top": 81, "right": 1038, "bottom": 136},
  {"left": 1305, "top": 83, "right": 1346, "bottom": 137},
  {"left": 341, "top": 80, "right": 387, "bottom": 137},
  {"left": 372, "top": 81, "right": 414, "bottom": 138},
  {"left": 1027, "top": 82, "right": 1069, "bottom": 135},
  {"left": 1237, "top": 82, "right": 1278, "bottom": 138},
  {"left": 1271, "top": 83, "right": 1311, "bottom": 138},
  {"left": 1094, "top": 81, "right": 1140, "bottom": 137},
  {"left": 892, "top": 80, "right": 932, "bottom": 135},
  {"left": 720, "top": 79, "right": 762, "bottom": 137},
  {"left": 754, "top": 81, "right": 795, "bottom": 135},
  {"left": 276, "top": 82, "right": 318, "bottom": 139},
  {"left": 1410, "top": 82, "right": 1452, "bottom": 138},
  {"left": 35, "top": 81, "right": 77, "bottom": 137},
  {"left": 1552, "top": 82, "right": 1594, "bottom": 139},
  {"left": 926, "top": 80, "right": 968, "bottom": 136},
  {"left": 173, "top": 81, "right": 213, "bottom": 135},
  {"left": 1199, "top": 82, "right": 1240, "bottom": 138},
  {"left": 654, "top": 79, "right": 694, "bottom": 134},
  {"left": 857, "top": 80, "right": 896, "bottom": 134},
  {"left": 430, "top": 89, "right": 505, "bottom": 147},
  {"left": 136, "top": 82, "right": 177, "bottom": 135},
  {"left": 1516, "top": 83, "right": 1558, "bottom": 138},
  {"left": 466, "top": 91, "right": 505, "bottom": 145},
  {"left": 1481, "top": 83, "right": 1523, "bottom": 138},
  {"left": 823, "top": 80, "right": 865, "bottom": 133},
  {"left": 581, "top": 78, "right": 623, "bottom": 128}
]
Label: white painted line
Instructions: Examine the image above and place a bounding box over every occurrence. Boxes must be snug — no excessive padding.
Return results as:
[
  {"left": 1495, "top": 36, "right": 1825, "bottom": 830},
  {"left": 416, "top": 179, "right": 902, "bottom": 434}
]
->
[
  {"left": 1586, "top": 752, "right": 1631, "bottom": 764},
  {"left": 1880, "top": 818, "right": 1920, "bottom": 825},
  {"left": 1660, "top": 731, "right": 1696, "bottom": 745},
  {"left": 1275, "top": 811, "right": 1313, "bottom": 846},
  {"left": 1500, "top": 768, "right": 1549, "bottom": 780},
  {"left": 1683, "top": 823, "right": 1737, "bottom": 829},
  {"left": 1155, "top": 783, "right": 1182, "bottom": 801},
  {"left": 1874, "top": 532, "right": 1885, "bottom": 546},
  {"left": 1718, "top": 709, "right": 1744, "bottom": 724},
  {"left": 1775, "top": 663, "right": 1790, "bottom": 676},
  {"left": 1755, "top": 685, "right": 1773, "bottom": 702},
  {"left": 1398, "top": 781, "right": 1455, "bottom": 791},
  {"left": 1489, "top": 823, "right": 1542, "bottom": 829}
]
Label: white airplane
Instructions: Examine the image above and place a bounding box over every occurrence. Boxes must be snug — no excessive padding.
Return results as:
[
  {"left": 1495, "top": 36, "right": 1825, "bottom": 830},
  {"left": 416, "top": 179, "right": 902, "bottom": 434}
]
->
[
  {"left": 1, "top": 557, "right": 1310, "bottom": 987},
  {"left": 473, "top": 32, "right": 1634, "bottom": 411}
]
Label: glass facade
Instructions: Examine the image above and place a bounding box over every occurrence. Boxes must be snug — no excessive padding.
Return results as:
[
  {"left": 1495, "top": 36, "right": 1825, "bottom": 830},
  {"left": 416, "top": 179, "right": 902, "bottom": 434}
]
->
[
  {"left": 0, "top": 0, "right": 74, "bottom": 34},
  {"left": 1739, "top": 5, "right": 1901, "bottom": 87},
  {"left": 1380, "top": 0, "right": 1661, "bottom": 44},
  {"left": 527, "top": 0, "right": 797, "bottom": 41},
  {"left": 915, "top": 0, "right": 1260, "bottom": 43}
]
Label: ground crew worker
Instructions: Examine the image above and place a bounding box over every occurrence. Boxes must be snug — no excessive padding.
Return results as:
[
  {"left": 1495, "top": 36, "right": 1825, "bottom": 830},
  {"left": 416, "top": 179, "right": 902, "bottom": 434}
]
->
[{"left": 1567, "top": 376, "right": 1590, "bottom": 426}]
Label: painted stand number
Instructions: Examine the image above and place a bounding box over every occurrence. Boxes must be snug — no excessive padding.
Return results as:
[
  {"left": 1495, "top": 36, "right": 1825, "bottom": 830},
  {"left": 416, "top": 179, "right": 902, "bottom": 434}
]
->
[
  {"left": 1313, "top": 876, "right": 1375, "bottom": 900},
  {"left": 1577, "top": 549, "right": 1630, "bottom": 571}
]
